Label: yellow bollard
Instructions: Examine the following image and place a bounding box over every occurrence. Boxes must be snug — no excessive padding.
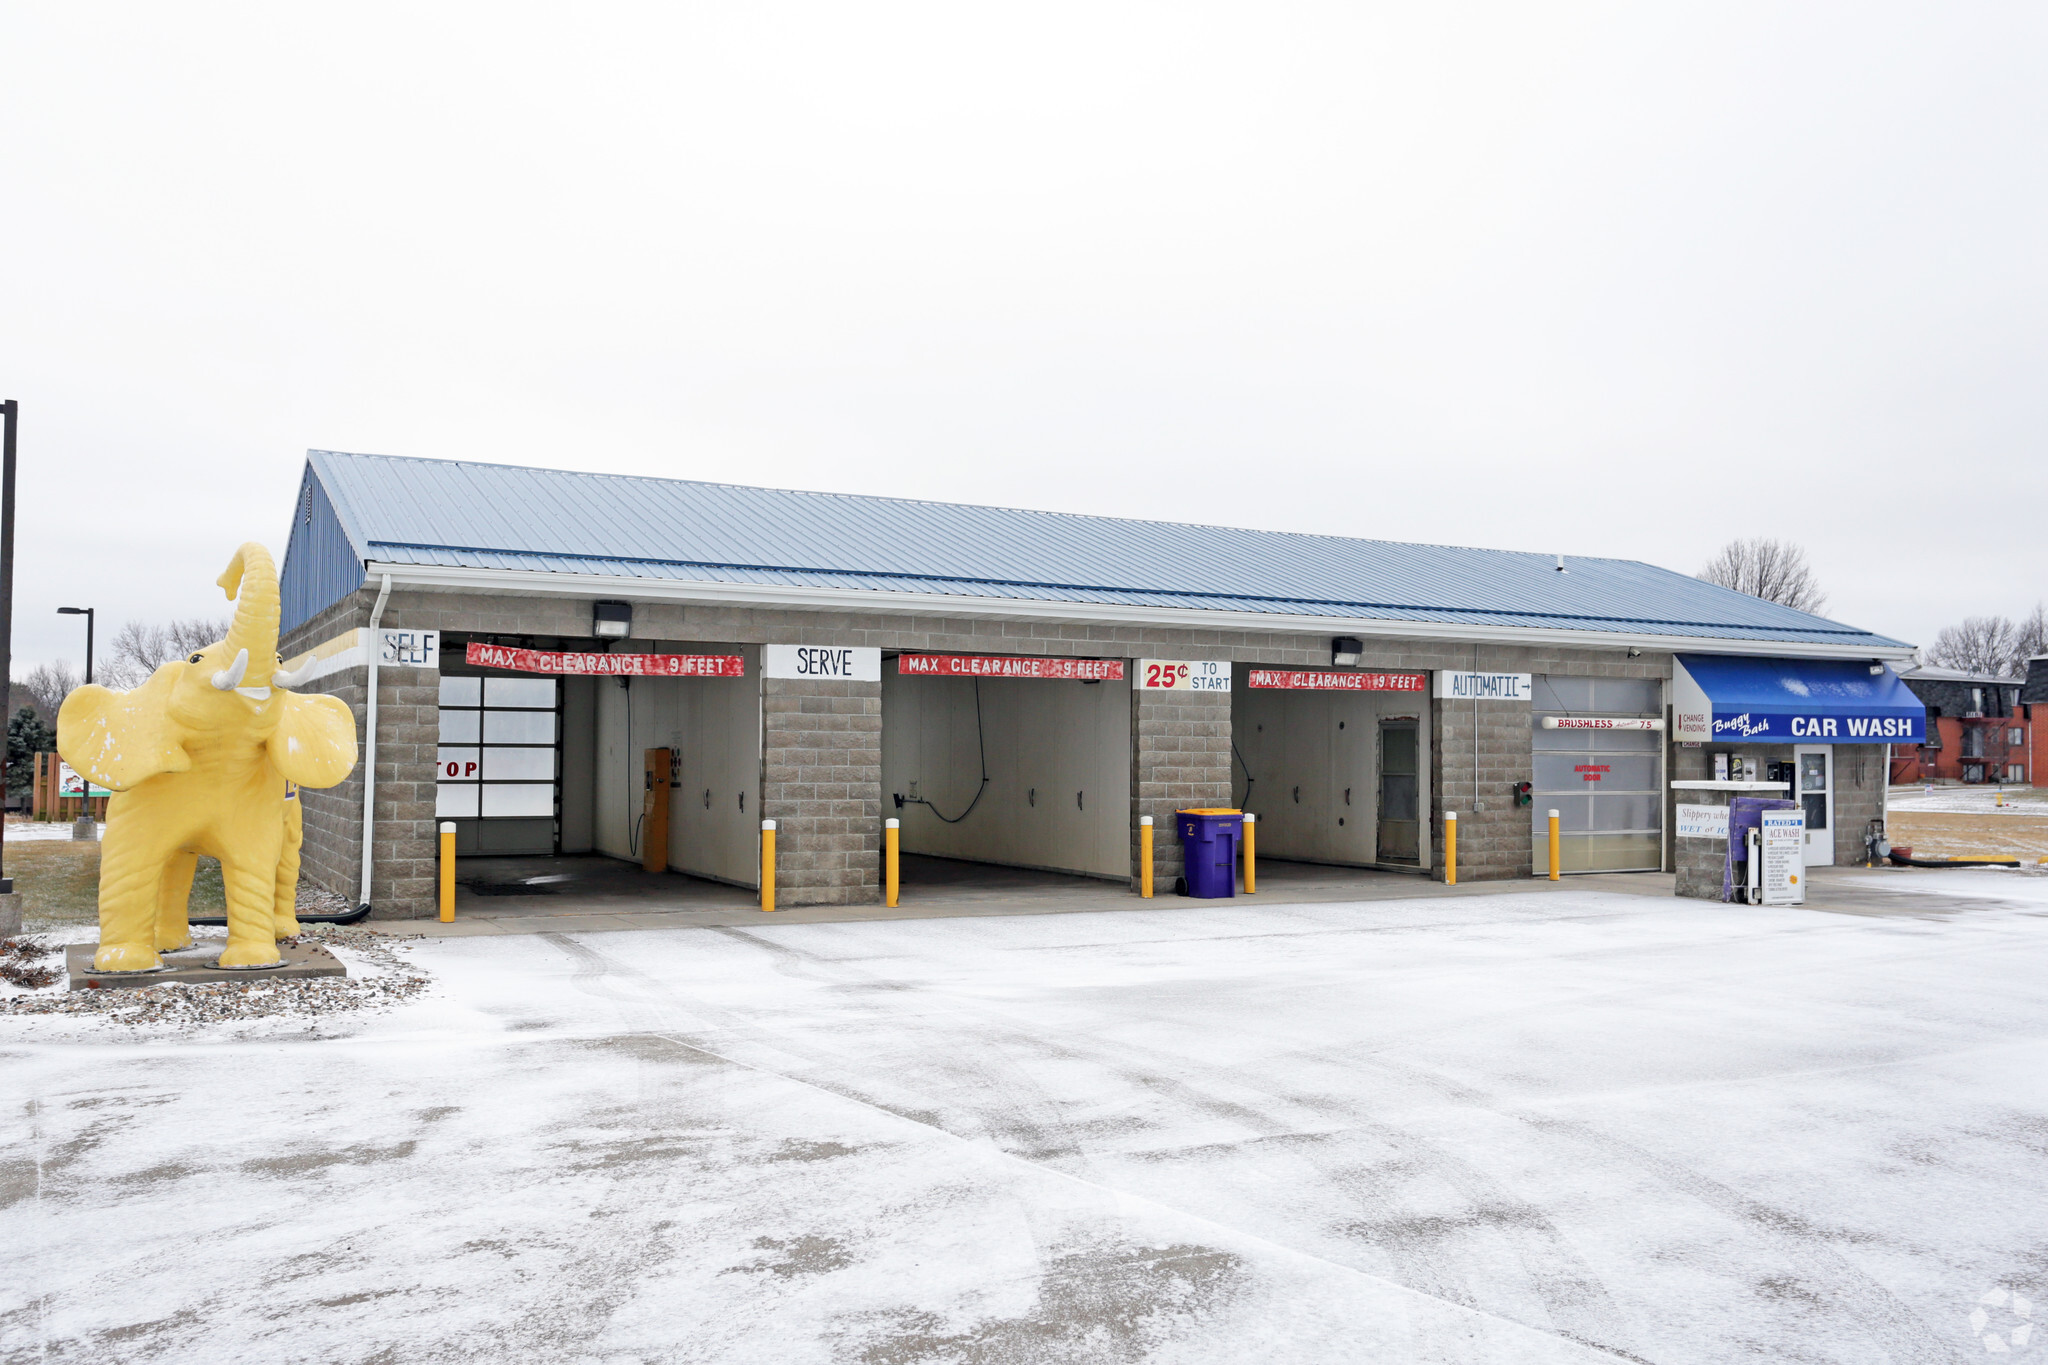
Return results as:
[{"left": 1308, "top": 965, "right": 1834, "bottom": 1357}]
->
[
  {"left": 439, "top": 820, "right": 456, "bottom": 922},
  {"left": 760, "top": 819, "right": 776, "bottom": 912},
  {"left": 1445, "top": 810, "right": 1458, "bottom": 886},
  {"left": 1242, "top": 812, "right": 1256, "bottom": 893},
  {"left": 1140, "top": 815, "right": 1153, "bottom": 898},
  {"left": 885, "top": 817, "right": 900, "bottom": 908},
  {"left": 1547, "top": 808, "right": 1560, "bottom": 882}
]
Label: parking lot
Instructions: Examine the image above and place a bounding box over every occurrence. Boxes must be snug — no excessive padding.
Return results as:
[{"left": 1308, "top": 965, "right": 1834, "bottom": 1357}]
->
[{"left": 9, "top": 871, "right": 2048, "bottom": 1363}]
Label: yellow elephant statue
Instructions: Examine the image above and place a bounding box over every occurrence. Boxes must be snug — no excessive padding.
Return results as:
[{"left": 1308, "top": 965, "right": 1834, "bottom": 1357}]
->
[
  {"left": 152, "top": 779, "right": 309, "bottom": 957},
  {"left": 58, "top": 543, "right": 357, "bottom": 971}
]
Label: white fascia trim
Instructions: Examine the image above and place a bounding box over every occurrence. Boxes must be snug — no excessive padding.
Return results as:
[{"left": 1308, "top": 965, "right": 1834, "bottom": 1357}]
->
[{"left": 362, "top": 561, "right": 1919, "bottom": 662}]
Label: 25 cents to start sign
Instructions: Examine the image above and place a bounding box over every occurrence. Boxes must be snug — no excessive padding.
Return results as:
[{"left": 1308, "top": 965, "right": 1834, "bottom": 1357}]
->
[{"left": 1136, "top": 660, "right": 1232, "bottom": 692}]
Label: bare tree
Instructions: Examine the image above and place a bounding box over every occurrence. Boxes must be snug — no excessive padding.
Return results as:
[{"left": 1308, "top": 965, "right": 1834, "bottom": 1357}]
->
[
  {"left": 101, "top": 617, "right": 230, "bottom": 689},
  {"left": 19, "top": 661, "right": 81, "bottom": 718},
  {"left": 1928, "top": 607, "right": 2048, "bottom": 678},
  {"left": 1697, "top": 538, "right": 1828, "bottom": 614},
  {"left": 2015, "top": 602, "right": 2048, "bottom": 669}
]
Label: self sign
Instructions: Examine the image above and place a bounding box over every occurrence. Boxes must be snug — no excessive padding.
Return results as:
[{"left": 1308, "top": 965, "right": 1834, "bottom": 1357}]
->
[{"left": 1137, "top": 659, "right": 1231, "bottom": 692}]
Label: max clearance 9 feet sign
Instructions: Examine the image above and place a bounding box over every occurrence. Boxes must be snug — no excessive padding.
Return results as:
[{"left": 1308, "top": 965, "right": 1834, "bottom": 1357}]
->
[
  {"left": 898, "top": 655, "right": 1125, "bottom": 681},
  {"left": 465, "top": 643, "right": 745, "bottom": 677}
]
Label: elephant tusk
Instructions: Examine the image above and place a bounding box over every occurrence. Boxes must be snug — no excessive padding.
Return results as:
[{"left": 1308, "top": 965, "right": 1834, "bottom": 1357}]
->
[
  {"left": 272, "top": 664, "right": 313, "bottom": 689},
  {"left": 212, "top": 648, "right": 250, "bottom": 690}
]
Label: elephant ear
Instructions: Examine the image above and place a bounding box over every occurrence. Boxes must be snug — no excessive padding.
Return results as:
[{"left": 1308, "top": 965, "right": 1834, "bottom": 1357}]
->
[
  {"left": 57, "top": 677, "right": 191, "bottom": 791},
  {"left": 268, "top": 691, "right": 358, "bottom": 788}
]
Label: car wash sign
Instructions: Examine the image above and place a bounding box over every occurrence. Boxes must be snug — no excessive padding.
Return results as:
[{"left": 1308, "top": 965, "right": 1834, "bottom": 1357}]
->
[
  {"left": 898, "top": 654, "right": 1125, "bottom": 681},
  {"left": 1671, "top": 655, "right": 1924, "bottom": 744}
]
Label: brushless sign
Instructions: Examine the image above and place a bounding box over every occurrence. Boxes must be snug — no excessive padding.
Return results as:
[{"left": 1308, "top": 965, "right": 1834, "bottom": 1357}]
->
[
  {"left": 1434, "top": 671, "right": 1533, "bottom": 701},
  {"left": 465, "top": 643, "right": 744, "bottom": 676},
  {"left": 1542, "top": 717, "right": 1664, "bottom": 730},
  {"left": 1247, "top": 670, "right": 1427, "bottom": 691},
  {"left": 897, "top": 654, "right": 1125, "bottom": 681},
  {"left": 765, "top": 645, "right": 881, "bottom": 681},
  {"left": 1136, "top": 660, "right": 1231, "bottom": 692}
]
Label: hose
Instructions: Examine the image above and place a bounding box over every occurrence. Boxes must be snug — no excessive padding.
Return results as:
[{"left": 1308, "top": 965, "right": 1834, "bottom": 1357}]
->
[{"left": 904, "top": 680, "right": 990, "bottom": 825}]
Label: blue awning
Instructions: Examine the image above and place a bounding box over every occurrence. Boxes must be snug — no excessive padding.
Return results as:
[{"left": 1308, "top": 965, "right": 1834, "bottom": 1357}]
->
[{"left": 1672, "top": 655, "right": 1925, "bottom": 745}]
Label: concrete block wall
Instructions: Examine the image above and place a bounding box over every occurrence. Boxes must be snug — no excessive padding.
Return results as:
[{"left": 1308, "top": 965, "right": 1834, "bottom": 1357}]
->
[
  {"left": 282, "top": 592, "right": 442, "bottom": 919},
  {"left": 281, "top": 595, "right": 369, "bottom": 907},
  {"left": 1129, "top": 688, "right": 1233, "bottom": 892},
  {"left": 763, "top": 677, "right": 884, "bottom": 906},
  {"left": 1431, "top": 693, "right": 1536, "bottom": 882}
]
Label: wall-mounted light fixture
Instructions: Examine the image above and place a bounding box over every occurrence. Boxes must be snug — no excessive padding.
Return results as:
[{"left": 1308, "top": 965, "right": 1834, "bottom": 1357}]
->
[
  {"left": 1332, "top": 636, "right": 1363, "bottom": 667},
  {"left": 1869, "top": 662, "right": 1886, "bottom": 676},
  {"left": 592, "top": 600, "right": 633, "bottom": 640}
]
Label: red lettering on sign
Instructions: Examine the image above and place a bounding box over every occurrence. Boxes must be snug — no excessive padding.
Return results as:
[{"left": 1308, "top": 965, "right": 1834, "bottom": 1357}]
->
[
  {"left": 1247, "top": 670, "right": 1428, "bottom": 691},
  {"left": 464, "top": 643, "right": 744, "bottom": 677},
  {"left": 898, "top": 655, "right": 1125, "bottom": 681}
]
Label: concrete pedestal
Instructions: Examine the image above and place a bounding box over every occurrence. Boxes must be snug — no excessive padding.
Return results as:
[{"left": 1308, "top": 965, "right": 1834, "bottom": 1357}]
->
[
  {"left": 1671, "top": 780, "right": 1790, "bottom": 901},
  {"left": 66, "top": 941, "right": 347, "bottom": 990},
  {"left": 0, "top": 892, "right": 21, "bottom": 938}
]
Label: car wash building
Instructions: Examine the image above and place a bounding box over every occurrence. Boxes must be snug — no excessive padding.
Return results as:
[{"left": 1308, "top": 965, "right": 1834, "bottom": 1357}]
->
[{"left": 276, "top": 451, "right": 1919, "bottom": 918}]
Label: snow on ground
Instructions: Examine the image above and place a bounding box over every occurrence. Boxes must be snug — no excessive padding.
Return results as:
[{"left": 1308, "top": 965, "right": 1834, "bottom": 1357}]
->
[
  {"left": 4, "top": 820, "right": 98, "bottom": 841},
  {"left": 1887, "top": 784, "right": 2048, "bottom": 815},
  {"left": 7, "top": 884, "right": 2048, "bottom": 1364}
]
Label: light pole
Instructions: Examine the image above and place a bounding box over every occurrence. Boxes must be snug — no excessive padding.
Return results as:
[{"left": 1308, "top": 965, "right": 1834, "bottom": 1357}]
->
[
  {"left": 0, "top": 400, "right": 16, "bottom": 914},
  {"left": 57, "top": 605, "right": 95, "bottom": 838}
]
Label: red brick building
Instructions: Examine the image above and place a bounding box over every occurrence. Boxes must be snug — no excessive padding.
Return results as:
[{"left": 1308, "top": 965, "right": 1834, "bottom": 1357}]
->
[{"left": 1890, "top": 666, "right": 2031, "bottom": 784}]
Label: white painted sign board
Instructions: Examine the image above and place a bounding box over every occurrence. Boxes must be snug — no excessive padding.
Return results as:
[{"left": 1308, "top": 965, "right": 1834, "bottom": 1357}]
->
[
  {"left": 1136, "top": 659, "right": 1231, "bottom": 692},
  {"left": 765, "top": 645, "right": 881, "bottom": 682},
  {"left": 1760, "top": 809, "right": 1805, "bottom": 905},
  {"left": 1675, "top": 803, "right": 1729, "bottom": 840},
  {"left": 1434, "top": 671, "right": 1533, "bottom": 701},
  {"left": 379, "top": 629, "right": 440, "bottom": 669}
]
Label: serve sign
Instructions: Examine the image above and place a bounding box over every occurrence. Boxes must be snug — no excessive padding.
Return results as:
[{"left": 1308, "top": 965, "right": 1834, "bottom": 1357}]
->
[{"left": 1137, "top": 659, "right": 1231, "bottom": 692}]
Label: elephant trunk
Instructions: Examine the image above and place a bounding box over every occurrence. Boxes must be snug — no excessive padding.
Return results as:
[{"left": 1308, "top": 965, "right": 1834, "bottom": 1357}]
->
[{"left": 216, "top": 543, "right": 281, "bottom": 674}]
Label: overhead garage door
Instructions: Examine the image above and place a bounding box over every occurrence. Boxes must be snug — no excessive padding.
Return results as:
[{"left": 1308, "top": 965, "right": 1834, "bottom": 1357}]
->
[
  {"left": 437, "top": 675, "right": 559, "bottom": 855},
  {"left": 1530, "top": 675, "right": 1663, "bottom": 874}
]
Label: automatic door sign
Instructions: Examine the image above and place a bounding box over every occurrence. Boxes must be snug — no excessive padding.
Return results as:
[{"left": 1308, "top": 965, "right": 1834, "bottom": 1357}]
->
[
  {"left": 1760, "top": 808, "right": 1805, "bottom": 905},
  {"left": 765, "top": 645, "right": 881, "bottom": 681},
  {"left": 464, "top": 643, "right": 744, "bottom": 677},
  {"left": 1247, "top": 669, "right": 1427, "bottom": 691},
  {"left": 897, "top": 654, "right": 1125, "bottom": 681},
  {"left": 1136, "top": 660, "right": 1231, "bottom": 692}
]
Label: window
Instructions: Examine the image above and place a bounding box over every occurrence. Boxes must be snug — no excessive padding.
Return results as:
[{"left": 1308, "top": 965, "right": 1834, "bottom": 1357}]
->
[
  {"left": 2011, "top": 728, "right": 2025, "bottom": 747},
  {"left": 1962, "top": 728, "right": 1984, "bottom": 758},
  {"left": 2007, "top": 764, "right": 2026, "bottom": 783},
  {"left": 436, "top": 675, "right": 558, "bottom": 820}
]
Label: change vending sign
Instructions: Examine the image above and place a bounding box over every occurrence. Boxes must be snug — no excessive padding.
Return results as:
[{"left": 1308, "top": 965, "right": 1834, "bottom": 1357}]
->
[{"left": 1136, "top": 660, "right": 1231, "bottom": 692}]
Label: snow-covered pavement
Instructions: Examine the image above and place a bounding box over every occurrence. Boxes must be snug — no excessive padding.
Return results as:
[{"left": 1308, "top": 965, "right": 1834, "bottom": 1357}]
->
[{"left": 9, "top": 879, "right": 2048, "bottom": 1363}]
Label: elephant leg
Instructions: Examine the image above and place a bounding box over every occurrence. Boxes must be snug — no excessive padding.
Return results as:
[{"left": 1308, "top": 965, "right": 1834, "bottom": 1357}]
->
[
  {"left": 93, "top": 819, "right": 172, "bottom": 972},
  {"left": 273, "top": 795, "right": 304, "bottom": 939},
  {"left": 218, "top": 859, "right": 284, "bottom": 968},
  {"left": 155, "top": 851, "right": 199, "bottom": 952}
]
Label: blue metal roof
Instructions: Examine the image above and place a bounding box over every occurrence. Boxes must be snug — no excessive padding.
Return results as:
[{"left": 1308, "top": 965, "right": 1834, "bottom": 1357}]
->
[{"left": 294, "top": 449, "right": 1908, "bottom": 649}]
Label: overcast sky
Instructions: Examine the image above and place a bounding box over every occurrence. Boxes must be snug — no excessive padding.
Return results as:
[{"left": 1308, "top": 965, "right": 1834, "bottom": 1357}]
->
[{"left": 4, "top": 4, "right": 2043, "bottom": 671}]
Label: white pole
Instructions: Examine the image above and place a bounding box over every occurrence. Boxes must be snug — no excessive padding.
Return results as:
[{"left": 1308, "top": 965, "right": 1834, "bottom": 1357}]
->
[{"left": 358, "top": 572, "right": 393, "bottom": 911}]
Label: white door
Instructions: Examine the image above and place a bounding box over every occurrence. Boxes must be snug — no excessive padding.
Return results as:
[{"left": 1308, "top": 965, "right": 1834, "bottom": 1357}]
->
[{"left": 1794, "top": 745, "right": 1833, "bottom": 867}]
